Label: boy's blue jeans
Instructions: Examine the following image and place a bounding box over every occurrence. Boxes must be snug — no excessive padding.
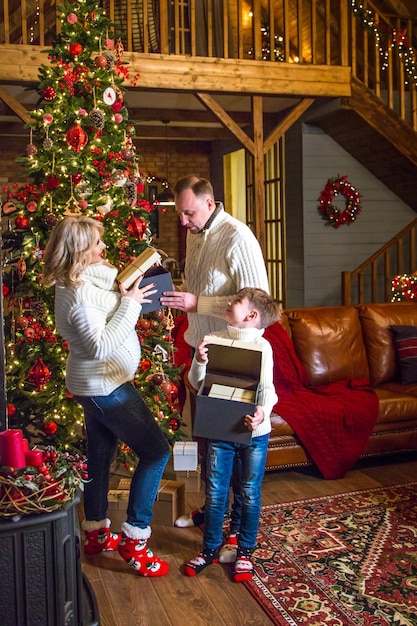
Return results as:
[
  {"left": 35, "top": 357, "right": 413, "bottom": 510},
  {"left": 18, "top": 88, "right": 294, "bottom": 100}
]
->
[
  {"left": 203, "top": 434, "right": 269, "bottom": 551},
  {"left": 75, "top": 382, "right": 170, "bottom": 529}
]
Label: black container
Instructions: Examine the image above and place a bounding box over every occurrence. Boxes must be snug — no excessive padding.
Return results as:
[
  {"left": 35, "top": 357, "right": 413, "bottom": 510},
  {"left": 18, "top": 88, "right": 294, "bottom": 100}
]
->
[{"left": 0, "top": 495, "right": 98, "bottom": 626}]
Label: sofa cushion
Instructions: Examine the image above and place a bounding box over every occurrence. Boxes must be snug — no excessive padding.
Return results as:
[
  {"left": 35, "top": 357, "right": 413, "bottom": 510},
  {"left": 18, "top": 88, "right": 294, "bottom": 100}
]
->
[
  {"left": 358, "top": 303, "right": 417, "bottom": 386},
  {"left": 390, "top": 325, "right": 417, "bottom": 384},
  {"left": 284, "top": 306, "right": 369, "bottom": 386}
]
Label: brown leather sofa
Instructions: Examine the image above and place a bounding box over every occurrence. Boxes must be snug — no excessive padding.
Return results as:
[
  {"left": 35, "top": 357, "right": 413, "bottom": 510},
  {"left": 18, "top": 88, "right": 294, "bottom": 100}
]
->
[{"left": 266, "top": 302, "right": 417, "bottom": 471}]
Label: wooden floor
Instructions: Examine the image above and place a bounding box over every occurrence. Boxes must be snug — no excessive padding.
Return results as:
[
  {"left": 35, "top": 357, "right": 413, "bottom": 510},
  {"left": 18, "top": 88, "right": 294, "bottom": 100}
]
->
[{"left": 81, "top": 451, "right": 417, "bottom": 626}]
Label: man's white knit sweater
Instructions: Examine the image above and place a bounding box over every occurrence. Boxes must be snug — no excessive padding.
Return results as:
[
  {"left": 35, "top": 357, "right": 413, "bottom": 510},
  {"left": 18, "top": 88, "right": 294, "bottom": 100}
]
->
[
  {"left": 188, "top": 325, "right": 277, "bottom": 439},
  {"left": 181, "top": 206, "right": 270, "bottom": 348},
  {"left": 54, "top": 261, "right": 142, "bottom": 396}
]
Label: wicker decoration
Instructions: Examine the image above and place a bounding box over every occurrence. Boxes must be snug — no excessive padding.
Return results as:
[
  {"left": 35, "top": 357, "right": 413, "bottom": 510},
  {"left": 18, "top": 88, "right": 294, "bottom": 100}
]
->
[{"left": 0, "top": 447, "right": 87, "bottom": 517}]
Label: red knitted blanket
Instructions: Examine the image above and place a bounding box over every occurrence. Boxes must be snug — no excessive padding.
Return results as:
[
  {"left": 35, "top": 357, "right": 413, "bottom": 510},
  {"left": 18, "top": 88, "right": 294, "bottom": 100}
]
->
[
  {"left": 264, "top": 322, "right": 379, "bottom": 479},
  {"left": 172, "top": 316, "right": 379, "bottom": 479}
]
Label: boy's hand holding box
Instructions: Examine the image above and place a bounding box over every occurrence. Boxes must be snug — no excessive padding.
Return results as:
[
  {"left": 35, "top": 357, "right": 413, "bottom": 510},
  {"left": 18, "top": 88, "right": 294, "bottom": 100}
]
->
[{"left": 117, "top": 246, "right": 174, "bottom": 312}]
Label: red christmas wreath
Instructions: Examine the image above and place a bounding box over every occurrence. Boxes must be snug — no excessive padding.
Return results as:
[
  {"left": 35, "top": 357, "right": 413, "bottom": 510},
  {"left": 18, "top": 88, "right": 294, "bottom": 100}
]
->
[{"left": 317, "top": 175, "right": 362, "bottom": 229}]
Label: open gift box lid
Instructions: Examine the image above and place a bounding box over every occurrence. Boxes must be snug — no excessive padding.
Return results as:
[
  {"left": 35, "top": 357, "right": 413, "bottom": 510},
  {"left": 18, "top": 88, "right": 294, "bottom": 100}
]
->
[{"left": 193, "top": 337, "right": 262, "bottom": 444}]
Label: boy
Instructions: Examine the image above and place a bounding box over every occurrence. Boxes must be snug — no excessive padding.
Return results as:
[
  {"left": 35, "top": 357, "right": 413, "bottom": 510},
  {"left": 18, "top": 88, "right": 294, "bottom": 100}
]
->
[{"left": 183, "top": 287, "right": 280, "bottom": 582}]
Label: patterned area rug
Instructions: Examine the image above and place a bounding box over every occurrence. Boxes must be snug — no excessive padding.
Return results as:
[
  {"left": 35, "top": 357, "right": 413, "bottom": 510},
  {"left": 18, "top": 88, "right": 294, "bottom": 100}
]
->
[{"left": 245, "top": 482, "right": 417, "bottom": 625}]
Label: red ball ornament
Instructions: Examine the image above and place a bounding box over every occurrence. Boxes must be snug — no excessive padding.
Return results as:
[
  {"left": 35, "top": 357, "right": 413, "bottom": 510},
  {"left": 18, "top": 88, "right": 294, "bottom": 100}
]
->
[
  {"left": 169, "top": 383, "right": 179, "bottom": 398},
  {"left": 160, "top": 380, "right": 173, "bottom": 395},
  {"left": 24, "top": 327, "right": 36, "bottom": 339},
  {"left": 66, "top": 123, "right": 88, "bottom": 153},
  {"left": 43, "top": 420, "right": 58, "bottom": 436},
  {"left": 139, "top": 319, "right": 151, "bottom": 330},
  {"left": 42, "top": 86, "right": 56, "bottom": 101},
  {"left": 168, "top": 417, "right": 181, "bottom": 431},
  {"left": 26, "top": 201, "right": 37, "bottom": 212},
  {"left": 7, "top": 403, "right": 17, "bottom": 417},
  {"left": 78, "top": 199, "right": 88, "bottom": 210},
  {"left": 69, "top": 42, "right": 83, "bottom": 56},
  {"left": 28, "top": 358, "right": 51, "bottom": 390},
  {"left": 126, "top": 212, "right": 147, "bottom": 240},
  {"left": 94, "top": 55, "right": 107, "bottom": 68},
  {"left": 70, "top": 173, "right": 82, "bottom": 185},
  {"left": 150, "top": 373, "right": 164, "bottom": 386},
  {"left": 15, "top": 315, "right": 29, "bottom": 330},
  {"left": 3, "top": 284, "right": 10, "bottom": 296},
  {"left": 153, "top": 309, "right": 165, "bottom": 322},
  {"left": 15, "top": 215, "right": 29, "bottom": 229}
]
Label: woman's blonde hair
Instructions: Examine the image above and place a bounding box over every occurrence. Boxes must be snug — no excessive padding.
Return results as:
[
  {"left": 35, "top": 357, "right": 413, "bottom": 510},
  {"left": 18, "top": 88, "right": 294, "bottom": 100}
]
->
[{"left": 42, "top": 216, "right": 104, "bottom": 287}]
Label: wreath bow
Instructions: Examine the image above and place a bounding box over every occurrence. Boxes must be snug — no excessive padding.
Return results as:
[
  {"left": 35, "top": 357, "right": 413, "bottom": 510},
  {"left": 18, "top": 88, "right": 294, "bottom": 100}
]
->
[{"left": 317, "top": 175, "right": 362, "bottom": 229}]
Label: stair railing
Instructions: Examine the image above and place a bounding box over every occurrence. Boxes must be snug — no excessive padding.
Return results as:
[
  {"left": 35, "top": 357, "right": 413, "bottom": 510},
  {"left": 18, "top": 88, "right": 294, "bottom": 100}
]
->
[{"left": 341, "top": 217, "right": 417, "bottom": 305}]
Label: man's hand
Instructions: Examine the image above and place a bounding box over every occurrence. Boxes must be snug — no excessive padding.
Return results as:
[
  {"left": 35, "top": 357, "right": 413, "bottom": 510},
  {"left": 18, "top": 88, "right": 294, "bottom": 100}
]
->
[
  {"left": 244, "top": 407, "right": 265, "bottom": 431},
  {"left": 160, "top": 290, "right": 198, "bottom": 312}
]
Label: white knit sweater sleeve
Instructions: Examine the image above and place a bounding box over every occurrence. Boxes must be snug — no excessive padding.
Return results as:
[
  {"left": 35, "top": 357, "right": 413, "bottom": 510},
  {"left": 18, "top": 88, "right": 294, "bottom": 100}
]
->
[
  {"left": 256, "top": 340, "right": 278, "bottom": 420},
  {"left": 188, "top": 356, "right": 207, "bottom": 391},
  {"left": 69, "top": 296, "right": 141, "bottom": 360}
]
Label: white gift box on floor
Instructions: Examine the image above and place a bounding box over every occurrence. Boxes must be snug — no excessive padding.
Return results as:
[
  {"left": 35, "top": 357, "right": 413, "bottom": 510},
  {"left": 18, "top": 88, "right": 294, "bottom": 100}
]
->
[{"left": 173, "top": 441, "right": 198, "bottom": 471}]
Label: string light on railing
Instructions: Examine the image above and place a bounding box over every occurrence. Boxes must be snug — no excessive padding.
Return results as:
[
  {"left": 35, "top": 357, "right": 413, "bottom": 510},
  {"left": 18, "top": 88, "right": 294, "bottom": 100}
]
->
[{"left": 29, "top": 4, "right": 41, "bottom": 44}]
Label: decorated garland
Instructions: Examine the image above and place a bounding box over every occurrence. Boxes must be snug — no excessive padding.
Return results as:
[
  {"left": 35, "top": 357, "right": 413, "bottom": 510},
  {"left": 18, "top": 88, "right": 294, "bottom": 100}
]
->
[{"left": 317, "top": 175, "right": 362, "bottom": 229}]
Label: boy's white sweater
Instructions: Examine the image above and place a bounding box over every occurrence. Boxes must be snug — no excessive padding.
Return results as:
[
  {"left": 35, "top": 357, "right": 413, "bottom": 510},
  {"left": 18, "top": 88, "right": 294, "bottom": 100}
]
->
[
  {"left": 54, "top": 261, "right": 142, "bottom": 396},
  {"left": 188, "top": 325, "right": 277, "bottom": 438}
]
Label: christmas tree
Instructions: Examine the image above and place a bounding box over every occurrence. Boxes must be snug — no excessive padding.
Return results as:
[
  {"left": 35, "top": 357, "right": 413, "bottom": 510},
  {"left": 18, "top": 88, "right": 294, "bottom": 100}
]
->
[{"left": 1, "top": 0, "right": 185, "bottom": 469}]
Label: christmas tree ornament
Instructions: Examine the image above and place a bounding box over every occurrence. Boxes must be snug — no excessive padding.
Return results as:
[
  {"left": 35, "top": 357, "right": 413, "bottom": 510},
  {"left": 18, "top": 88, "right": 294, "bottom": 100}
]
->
[
  {"left": 43, "top": 420, "right": 58, "bottom": 436},
  {"left": 43, "top": 137, "right": 53, "bottom": 150},
  {"left": 67, "top": 12, "right": 77, "bottom": 24},
  {"left": 126, "top": 213, "right": 147, "bottom": 240},
  {"left": 28, "top": 358, "right": 51, "bottom": 390},
  {"left": 112, "top": 169, "right": 128, "bottom": 187},
  {"left": 121, "top": 147, "right": 133, "bottom": 160},
  {"left": 78, "top": 199, "right": 88, "bottom": 211},
  {"left": 114, "top": 113, "right": 123, "bottom": 124},
  {"left": 76, "top": 181, "right": 93, "bottom": 198},
  {"left": 115, "top": 37, "right": 124, "bottom": 59},
  {"left": 2, "top": 200, "right": 17, "bottom": 214},
  {"left": 151, "top": 373, "right": 164, "bottom": 386},
  {"left": 7, "top": 403, "right": 17, "bottom": 417},
  {"left": 89, "top": 107, "right": 106, "bottom": 130},
  {"left": 126, "top": 124, "right": 136, "bottom": 136},
  {"left": 94, "top": 55, "right": 107, "bottom": 69},
  {"left": 140, "top": 359, "right": 152, "bottom": 372},
  {"left": 103, "top": 51, "right": 116, "bottom": 70},
  {"left": 111, "top": 99, "right": 124, "bottom": 113},
  {"left": 104, "top": 38, "right": 114, "bottom": 49},
  {"left": 168, "top": 417, "right": 181, "bottom": 431},
  {"left": 103, "top": 86, "right": 116, "bottom": 105},
  {"left": 66, "top": 123, "right": 88, "bottom": 152},
  {"left": 69, "top": 42, "right": 83, "bottom": 56},
  {"left": 15, "top": 315, "right": 29, "bottom": 330},
  {"left": 117, "top": 237, "right": 129, "bottom": 251},
  {"left": 15, "top": 215, "right": 30, "bottom": 230},
  {"left": 160, "top": 380, "right": 173, "bottom": 395},
  {"left": 26, "top": 201, "right": 37, "bottom": 212},
  {"left": 96, "top": 194, "right": 113, "bottom": 215},
  {"left": 43, "top": 113, "right": 53, "bottom": 124},
  {"left": 88, "top": 11, "right": 98, "bottom": 22},
  {"left": 24, "top": 327, "right": 36, "bottom": 338},
  {"left": 26, "top": 143, "right": 38, "bottom": 157},
  {"left": 139, "top": 318, "right": 152, "bottom": 330},
  {"left": 124, "top": 181, "right": 137, "bottom": 205},
  {"left": 42, "top": 86, "right": 56, "bottom": 101},
  {"left": 43, "top": 213, "right": 58, "bottom": 229},
  {"left": 47, "top": 174, "right": 59, "bottom": 189}
]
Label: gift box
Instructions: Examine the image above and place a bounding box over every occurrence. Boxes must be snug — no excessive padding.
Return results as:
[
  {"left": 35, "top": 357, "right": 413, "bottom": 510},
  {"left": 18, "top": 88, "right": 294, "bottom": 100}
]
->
[
  {"left": 139, "top": 264, "right": 174, "bottom": 313},
  {"left": 173, "top": 441, "right": 198, "bottom": 471},
  {"left": 193, "top": 336, "right": 262, "bottom": 444},
  {"left": 117, "top": 247, "right": 162, "bottom": 289},
  {"left": 175, "top": 466, "right": 201, "bottom": 493},
  {"left": 109, "top": 478, "right": 185, "bottom": 528}
]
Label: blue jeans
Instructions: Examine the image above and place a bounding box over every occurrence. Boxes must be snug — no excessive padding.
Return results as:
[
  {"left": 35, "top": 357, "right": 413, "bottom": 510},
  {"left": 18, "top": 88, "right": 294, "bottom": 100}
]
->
[
  {"left": 75, "top": 382, "right": 170, "bottom": 529},
  {"left": 203, "top": 434, "right": 269, "bottom": 551}
]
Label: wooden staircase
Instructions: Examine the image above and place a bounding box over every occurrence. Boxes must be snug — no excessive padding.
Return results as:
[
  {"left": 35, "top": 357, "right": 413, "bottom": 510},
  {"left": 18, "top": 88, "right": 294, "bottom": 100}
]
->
[{"left": 309, "top": 76, "right": 417, "bottom": 211}]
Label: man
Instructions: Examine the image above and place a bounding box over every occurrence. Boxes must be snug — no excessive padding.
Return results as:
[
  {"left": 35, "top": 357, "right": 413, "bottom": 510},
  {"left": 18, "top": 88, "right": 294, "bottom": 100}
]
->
[{"left": 161, "top": 175, "right": 270, "bottom": 536}]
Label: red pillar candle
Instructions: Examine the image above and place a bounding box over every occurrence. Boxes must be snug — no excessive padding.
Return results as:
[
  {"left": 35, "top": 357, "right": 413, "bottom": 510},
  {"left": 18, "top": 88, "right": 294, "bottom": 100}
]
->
[
  {"left": 0, "top": 429, "right": 26, "bottom": 468},
  {"left": 25, "top": 450, "right": 44, "bottom": 468},
  {"left": 22, "top": 438, "right": 29, "bottom": 453}
]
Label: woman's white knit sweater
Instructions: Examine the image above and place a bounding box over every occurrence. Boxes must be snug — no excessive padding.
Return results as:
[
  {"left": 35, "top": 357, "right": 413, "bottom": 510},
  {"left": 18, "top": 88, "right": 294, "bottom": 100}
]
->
[
  {"left": 188, "top": 325, "right": 277, "bottom": 439},
  {"left": 181, "top": 206, "right": 270, "bottom": 348},
  {"left": 54, "top": 261, "right": 142, "bottom": 396}
]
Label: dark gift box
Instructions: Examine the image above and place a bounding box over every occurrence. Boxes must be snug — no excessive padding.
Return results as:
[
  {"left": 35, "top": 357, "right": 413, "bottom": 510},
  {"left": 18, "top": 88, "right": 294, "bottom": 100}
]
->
[
  {"left": 193, "top": 336, "right": 262, "bottom": 444},
  {"left": 139, "top": 265, "right": 174, "bottom": 313}
]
